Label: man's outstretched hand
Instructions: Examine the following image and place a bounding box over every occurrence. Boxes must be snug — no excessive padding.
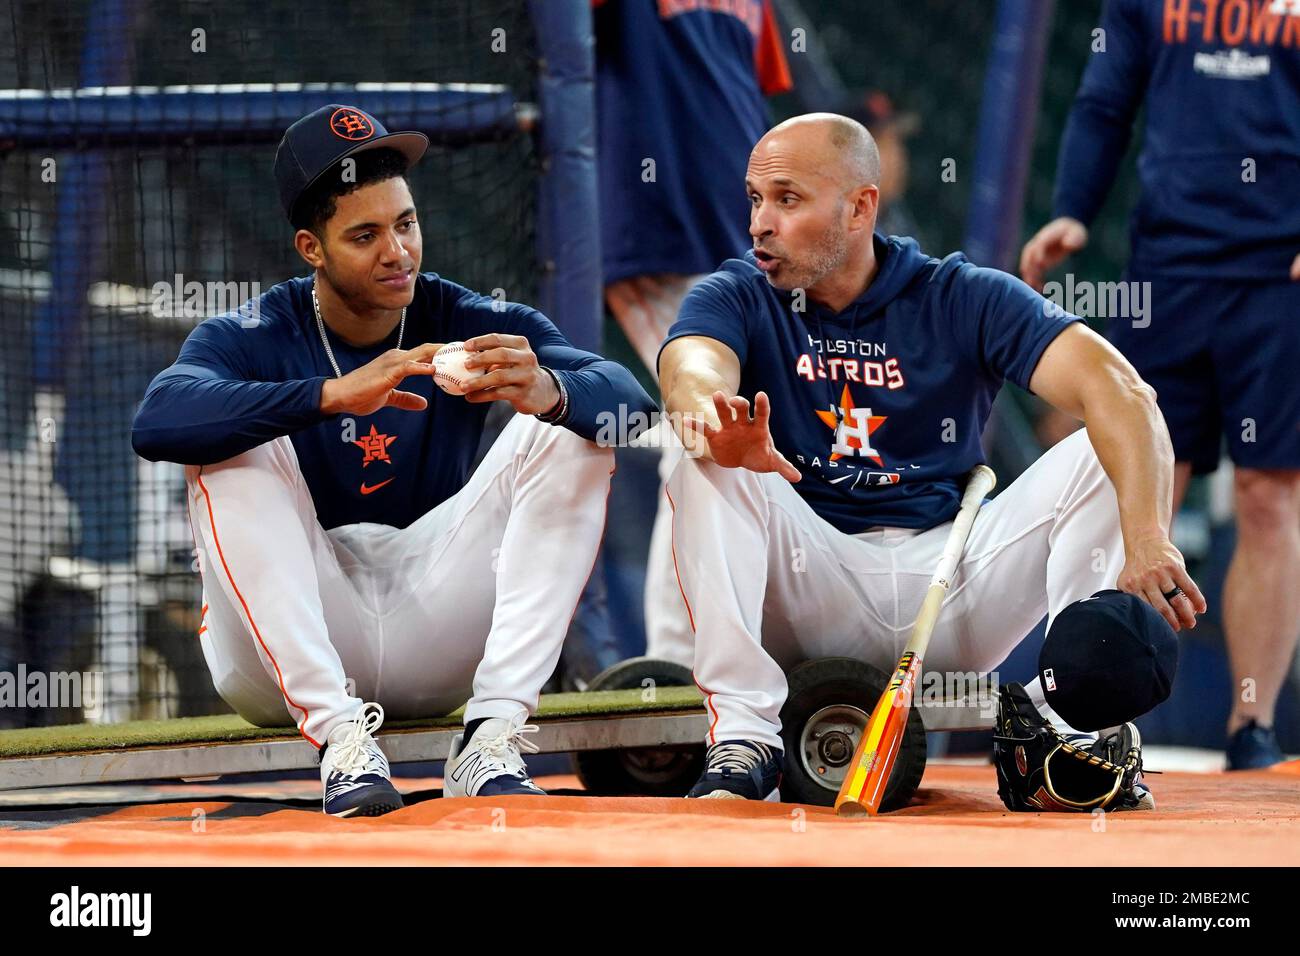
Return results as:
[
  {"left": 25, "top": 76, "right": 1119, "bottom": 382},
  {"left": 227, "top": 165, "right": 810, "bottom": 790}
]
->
[{"left": 682, "top": 390, "right": 801, "bottom": 482}]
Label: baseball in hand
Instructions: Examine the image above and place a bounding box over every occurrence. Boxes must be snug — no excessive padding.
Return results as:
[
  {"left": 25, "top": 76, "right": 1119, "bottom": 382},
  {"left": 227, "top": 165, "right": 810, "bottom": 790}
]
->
[{"left": 433, "top": 342, "right": 487, "bottom": 396}]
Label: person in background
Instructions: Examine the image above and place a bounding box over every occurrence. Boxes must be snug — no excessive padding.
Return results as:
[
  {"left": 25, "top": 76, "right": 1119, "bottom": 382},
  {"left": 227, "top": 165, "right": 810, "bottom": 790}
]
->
[
  {"left": 846, "top": 90, "right": 926, "bottom": 245},
  {"left": 594, "top": 0, "right": 792, "bottom": 667},
  {"left": 1020, "top": 0, "right": 1300, "bottom": 769}
]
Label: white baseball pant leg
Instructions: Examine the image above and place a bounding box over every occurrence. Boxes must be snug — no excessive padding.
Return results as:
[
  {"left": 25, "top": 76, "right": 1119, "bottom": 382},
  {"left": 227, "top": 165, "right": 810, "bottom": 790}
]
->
[
  {"left": 667, "top": 427, "right": 1124, "bottom": 749},
  {"left": 643, "top": 438, "right": 696, "bottom": 666},
  {"left": 188, "top": 413, "right": 614, "bottom": 749},
  {"left": 605, "top": 272, "right": 704, "bottom": 666}
]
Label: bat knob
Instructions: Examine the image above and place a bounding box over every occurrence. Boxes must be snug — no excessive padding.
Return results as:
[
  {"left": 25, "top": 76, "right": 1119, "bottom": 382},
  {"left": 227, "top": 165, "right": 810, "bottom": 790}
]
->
[{"left": 834, "top": 798, "right": 873, "bottom": 819}]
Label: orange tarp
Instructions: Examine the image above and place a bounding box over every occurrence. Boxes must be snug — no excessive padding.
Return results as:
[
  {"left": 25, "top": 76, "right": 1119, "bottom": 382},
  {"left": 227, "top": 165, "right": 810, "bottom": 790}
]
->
[{"left": 1, "top": 762, "right": 1296, "bottom": 866}]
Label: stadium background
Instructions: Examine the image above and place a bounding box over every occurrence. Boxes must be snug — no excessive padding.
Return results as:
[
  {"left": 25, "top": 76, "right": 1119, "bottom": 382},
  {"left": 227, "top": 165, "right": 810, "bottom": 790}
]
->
[{"left": 0, "top": 0, "right": 1294, "bottom": 754}]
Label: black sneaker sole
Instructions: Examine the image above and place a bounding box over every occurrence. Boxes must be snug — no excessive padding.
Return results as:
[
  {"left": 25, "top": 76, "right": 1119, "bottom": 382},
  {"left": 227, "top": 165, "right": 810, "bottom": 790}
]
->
[{"left": 327, "top": 798, "right": 403, "bottom": 818}]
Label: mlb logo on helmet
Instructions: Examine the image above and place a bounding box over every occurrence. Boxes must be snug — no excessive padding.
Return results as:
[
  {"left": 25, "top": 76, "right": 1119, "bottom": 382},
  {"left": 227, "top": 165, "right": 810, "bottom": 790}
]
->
[{"left": 1043, "top": 667, "right": 1056, "bottom": 692}]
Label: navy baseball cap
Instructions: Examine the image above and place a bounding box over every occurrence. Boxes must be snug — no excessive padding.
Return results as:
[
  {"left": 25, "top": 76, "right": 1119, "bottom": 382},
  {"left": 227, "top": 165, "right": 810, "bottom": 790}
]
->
[
  {"left": 1038, "top": 589, "right": 1179, "bottom": 732},
  {"left": 273, "top": 104, "right": 429, "bottom": 225}
]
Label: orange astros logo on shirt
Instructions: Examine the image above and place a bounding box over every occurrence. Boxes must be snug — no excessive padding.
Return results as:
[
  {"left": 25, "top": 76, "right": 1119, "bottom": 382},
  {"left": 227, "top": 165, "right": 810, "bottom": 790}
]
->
[
  {"left": 353, "top": 424, "right": 396, "bottom": 466},
  {"left": 352, "top": 424, "right": 396, "bottom": 495},
  {"left": 815, "top": 384, "right": 887, "bottom": 465}
]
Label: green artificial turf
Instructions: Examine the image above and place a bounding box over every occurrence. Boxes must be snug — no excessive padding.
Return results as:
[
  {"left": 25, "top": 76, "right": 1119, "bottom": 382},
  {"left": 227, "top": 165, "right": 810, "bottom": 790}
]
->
[{"left": 0, "top": 685, "right": 705, "bottom": 758}]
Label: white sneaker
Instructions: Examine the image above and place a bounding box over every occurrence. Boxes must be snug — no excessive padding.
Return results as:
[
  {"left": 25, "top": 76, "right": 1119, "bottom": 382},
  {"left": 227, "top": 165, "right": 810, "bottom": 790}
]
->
[
  {"left": 320, "top": 702, "right": 404, "bottom": 817},
  {"left": 444, "top": 715, "right": 546, "bottom": 797}
]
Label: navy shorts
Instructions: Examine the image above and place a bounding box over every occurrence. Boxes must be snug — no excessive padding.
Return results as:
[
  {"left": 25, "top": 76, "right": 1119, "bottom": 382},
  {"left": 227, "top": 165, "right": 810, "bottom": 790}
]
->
[{"left": 1108, "top": 274, "right": 1300, "bottom": 476}]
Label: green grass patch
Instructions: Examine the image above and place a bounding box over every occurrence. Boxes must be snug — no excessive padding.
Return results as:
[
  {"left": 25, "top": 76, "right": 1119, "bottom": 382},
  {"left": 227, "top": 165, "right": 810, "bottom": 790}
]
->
[{"left": 0, "top": 686, "right": 704, "bottom": 758}]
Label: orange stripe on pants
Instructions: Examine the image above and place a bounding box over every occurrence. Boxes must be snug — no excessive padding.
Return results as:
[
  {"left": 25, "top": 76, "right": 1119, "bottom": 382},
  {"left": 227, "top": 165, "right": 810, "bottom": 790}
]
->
[
  {"left": 665, "top": 484, "right": 719, "bottom": 745},
  {"left": 195, "top": 470, "right": 320, "bottom": 749}
]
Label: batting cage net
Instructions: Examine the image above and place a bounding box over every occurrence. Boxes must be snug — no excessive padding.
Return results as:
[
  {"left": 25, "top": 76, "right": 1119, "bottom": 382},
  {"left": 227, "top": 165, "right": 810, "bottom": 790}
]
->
[{"left": 0, "top": 0, "right": 544, "bottom": 725}]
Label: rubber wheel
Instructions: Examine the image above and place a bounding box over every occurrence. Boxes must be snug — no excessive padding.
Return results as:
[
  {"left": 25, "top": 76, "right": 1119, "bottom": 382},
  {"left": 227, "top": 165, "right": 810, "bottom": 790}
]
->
[
  {"left": 779, "top": 657, "right": 927, "bottom": 811},
  {"left": 572, "top": 657, "right": 706, "bottom": 797}
]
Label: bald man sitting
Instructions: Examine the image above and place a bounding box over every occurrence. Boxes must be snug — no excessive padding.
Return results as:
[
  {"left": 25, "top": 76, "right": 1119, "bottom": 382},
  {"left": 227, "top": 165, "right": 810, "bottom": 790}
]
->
[{"left": 657, "top": 113, "right": 1205, "bottom": 804}]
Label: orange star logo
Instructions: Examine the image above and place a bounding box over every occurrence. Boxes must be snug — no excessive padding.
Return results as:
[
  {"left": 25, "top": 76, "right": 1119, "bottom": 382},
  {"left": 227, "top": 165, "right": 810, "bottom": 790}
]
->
[
  {"left": 815, "top": 384, "right": 886, "bottom": 464},
  {"left": 353, "top": 424, "right": 397, "bottom": 467}
]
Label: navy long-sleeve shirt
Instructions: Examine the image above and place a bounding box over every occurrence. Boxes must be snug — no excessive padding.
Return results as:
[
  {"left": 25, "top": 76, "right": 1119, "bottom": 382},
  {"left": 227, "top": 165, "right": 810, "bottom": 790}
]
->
[
  {"left": 1053, "top": 0, "right": 1300, "bottom": 279},
  {"left": 132, "top": 274, "right": 656, "bottom": 530}
]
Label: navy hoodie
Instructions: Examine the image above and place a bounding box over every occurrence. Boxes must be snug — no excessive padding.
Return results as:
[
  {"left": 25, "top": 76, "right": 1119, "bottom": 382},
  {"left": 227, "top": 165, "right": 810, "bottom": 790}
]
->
[
  {"left": 132, "top": 273, "right": 656, "bottom": 531},
  {"left": 660, "top": 234, "right": 1080, "bottom": 533}
]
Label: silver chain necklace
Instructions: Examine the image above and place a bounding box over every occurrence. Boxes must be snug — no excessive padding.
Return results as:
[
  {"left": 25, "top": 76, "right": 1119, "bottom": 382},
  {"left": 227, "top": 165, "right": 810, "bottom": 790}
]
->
[{"left": 312, "top": 283, "right": 405, "bottom": 378}]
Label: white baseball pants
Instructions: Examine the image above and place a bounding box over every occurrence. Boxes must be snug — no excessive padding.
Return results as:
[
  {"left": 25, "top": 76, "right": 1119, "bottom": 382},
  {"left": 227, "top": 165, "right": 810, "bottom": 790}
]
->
[
  {"left": 604, "top": 272, "right": 703, "bottom": 663},
  {"left": 665, "top": 427, "right": 1125, "bottom": 748},
  {"left": 186, "top": 413, "right": 614, "bottom": 749}
]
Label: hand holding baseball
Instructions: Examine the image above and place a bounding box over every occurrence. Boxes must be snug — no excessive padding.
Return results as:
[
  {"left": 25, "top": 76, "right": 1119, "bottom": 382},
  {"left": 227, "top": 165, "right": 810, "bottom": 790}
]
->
[
  {"left": 319, "top": 343, "right": 443, "bottom": 416},
  {"left": 432, "top": 342, "right": 489, "bottom": 395},
  {"left": 457, "top": 333, "right": 561, "bottom": 416}
]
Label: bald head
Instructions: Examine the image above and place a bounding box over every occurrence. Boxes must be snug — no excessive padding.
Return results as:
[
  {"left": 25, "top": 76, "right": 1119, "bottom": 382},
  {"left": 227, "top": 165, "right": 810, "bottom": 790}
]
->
[
  {"left": 756, "top": 113, "right": 880, "bottom": 190},
  {"left": 744, "top": 113, "right": 883, "bottom": 305}
]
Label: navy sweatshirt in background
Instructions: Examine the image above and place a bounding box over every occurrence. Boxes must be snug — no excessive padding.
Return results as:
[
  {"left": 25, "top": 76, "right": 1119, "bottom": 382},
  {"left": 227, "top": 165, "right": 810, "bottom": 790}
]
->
[{"left": 1053, "top": 0, "right": 1300, "bottom": 279}]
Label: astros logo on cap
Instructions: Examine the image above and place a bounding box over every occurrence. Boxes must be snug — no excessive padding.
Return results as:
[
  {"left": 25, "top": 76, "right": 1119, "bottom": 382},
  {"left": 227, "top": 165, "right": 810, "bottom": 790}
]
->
[{"left": 329, "top": 107, "right": 375, "bottom": 141}]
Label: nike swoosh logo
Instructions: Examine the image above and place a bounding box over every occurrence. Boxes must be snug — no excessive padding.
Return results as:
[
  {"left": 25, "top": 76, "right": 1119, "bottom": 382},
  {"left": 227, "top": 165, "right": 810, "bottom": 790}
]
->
[{"left": 360, "top": 478, "right": 395, "bottom": 495}]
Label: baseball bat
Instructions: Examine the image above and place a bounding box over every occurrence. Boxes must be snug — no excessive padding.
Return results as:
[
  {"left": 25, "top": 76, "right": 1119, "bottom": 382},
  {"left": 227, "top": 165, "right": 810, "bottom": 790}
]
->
[{"left": 834, "top": 463, "right": 998, "bottom": 817}]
